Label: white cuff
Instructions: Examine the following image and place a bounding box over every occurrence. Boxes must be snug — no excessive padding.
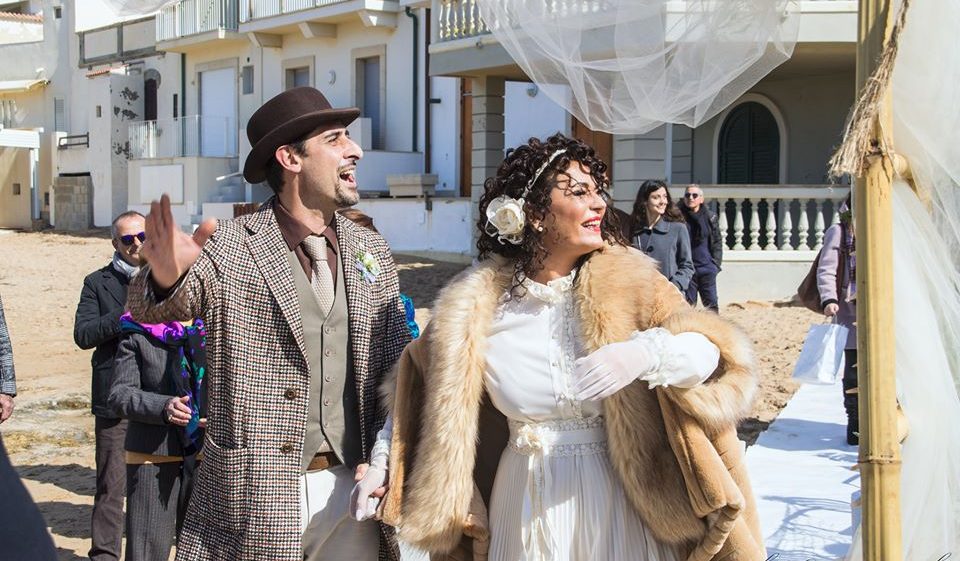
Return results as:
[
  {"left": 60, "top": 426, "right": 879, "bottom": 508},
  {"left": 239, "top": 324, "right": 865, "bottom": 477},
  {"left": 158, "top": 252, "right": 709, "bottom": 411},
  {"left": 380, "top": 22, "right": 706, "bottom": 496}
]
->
[
  {"left": 369, "top": 415, "right": 393, "bottom": 471},
  {"left": 631, "top": 329, "right": 720, "bottom": 389}
]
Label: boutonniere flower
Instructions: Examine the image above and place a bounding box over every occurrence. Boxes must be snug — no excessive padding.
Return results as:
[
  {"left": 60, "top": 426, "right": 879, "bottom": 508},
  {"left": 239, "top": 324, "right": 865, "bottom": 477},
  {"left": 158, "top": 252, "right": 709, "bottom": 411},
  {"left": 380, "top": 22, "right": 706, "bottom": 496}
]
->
[{"left": 355, "top": 249, "right": 380, "bottom": 283}]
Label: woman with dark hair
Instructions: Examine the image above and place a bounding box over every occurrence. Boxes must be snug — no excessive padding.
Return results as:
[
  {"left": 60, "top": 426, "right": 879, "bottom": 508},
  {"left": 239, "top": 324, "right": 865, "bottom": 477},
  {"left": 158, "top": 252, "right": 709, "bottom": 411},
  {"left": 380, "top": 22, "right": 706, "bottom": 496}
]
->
[
  {"left": 629, "top": 180, "right": 694, "bottom": 292},
  {"left": 376, "top": 133, "right": 764, "bottom": 561}
]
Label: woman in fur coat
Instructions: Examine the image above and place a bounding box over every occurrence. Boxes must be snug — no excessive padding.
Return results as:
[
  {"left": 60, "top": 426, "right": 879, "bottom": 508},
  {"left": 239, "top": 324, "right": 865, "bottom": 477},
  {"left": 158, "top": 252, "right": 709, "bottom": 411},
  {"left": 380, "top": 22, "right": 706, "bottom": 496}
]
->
[{"left": 359, "top": 134, "right": 764, "bottom": 561}]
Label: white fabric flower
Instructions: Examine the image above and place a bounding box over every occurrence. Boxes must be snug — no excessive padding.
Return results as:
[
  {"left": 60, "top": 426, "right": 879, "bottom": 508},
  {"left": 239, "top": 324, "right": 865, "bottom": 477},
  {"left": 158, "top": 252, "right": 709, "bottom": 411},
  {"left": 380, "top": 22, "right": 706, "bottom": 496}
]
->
[
  {"left": 514, "top": 424, "right": 545, "bottom": 454},
  {"left": 485, "top": 195, "right": 527, "bottom": 245}
]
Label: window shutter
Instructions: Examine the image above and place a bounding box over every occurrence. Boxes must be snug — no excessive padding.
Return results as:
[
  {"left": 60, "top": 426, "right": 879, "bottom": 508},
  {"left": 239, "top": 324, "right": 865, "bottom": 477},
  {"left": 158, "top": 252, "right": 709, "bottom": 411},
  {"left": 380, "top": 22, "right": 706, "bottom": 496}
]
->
[{"left": 718, "top": 101, "right": 780, "bottom": 184}]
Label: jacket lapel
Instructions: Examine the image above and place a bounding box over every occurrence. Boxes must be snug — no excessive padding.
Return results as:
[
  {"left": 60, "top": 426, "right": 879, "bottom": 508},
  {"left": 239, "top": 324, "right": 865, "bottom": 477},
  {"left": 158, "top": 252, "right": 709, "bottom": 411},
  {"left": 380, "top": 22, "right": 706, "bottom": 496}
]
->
[
  {"left": 335, "top": 215, "right": 372, "bottom": 406},
  {"left": 244, "top": 199, "right": 307, "bottom": 363},
  {"left": 102, "top": 267, "right": 127, "bottom": 307}
]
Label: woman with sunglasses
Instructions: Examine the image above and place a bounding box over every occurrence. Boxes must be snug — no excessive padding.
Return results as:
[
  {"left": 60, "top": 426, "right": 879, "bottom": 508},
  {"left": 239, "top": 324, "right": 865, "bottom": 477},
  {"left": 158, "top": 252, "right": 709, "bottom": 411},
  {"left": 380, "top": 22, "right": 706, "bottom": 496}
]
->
[{"left": 628, "top": 180, "right": 694, "bottom": 292}]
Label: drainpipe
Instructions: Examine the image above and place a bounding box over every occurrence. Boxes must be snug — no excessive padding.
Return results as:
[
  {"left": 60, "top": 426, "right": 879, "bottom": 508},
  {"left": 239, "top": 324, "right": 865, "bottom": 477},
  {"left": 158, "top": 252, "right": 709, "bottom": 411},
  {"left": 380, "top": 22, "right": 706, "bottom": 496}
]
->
[
  {"left": 424, "top": 7, "right": 432, "bottom": 173},
  {"left": 405, "top": 7, "right": 418, "bottom": 153},
  {"left": 180, "top": 53, "right": 187, "bottom": 155}
]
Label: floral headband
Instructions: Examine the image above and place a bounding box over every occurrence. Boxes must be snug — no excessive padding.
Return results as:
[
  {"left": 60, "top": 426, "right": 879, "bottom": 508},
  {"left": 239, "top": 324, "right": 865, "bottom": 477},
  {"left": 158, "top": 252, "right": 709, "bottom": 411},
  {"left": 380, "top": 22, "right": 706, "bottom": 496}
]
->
[{"left": 484, "top": 148, "right": 567, "bottom": 245}]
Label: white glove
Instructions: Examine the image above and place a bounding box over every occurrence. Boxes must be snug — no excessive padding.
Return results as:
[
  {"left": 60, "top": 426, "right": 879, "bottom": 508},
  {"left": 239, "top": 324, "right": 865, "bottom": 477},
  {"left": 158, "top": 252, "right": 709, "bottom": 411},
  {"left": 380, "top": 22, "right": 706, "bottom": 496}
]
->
[
  {"left": 573, "top": 328, "right": 720, "bottom": 401},
  {"left": 573, "top": 332, "right": 658, "bottom": 401},
  {"left": 350, "top": 416, "right": 392, "bottom": 521}
]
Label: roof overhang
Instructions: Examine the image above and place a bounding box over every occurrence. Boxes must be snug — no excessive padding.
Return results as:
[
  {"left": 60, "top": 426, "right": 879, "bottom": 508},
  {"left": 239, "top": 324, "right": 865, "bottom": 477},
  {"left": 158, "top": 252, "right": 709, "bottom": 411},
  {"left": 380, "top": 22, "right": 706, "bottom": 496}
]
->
[{"left": 0, "top": 79, "right": 49, "bottom": 94}]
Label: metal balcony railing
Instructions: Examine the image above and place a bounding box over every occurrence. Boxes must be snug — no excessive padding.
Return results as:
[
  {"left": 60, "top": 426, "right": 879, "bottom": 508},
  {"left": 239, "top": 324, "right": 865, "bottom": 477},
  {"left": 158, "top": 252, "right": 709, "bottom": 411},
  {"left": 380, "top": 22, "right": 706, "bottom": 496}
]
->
[
  {"left": 239, "top": 0, "right": 351, "bottom": 23},
  {"left": 157, "top": 0, "right": 239, "bottom": 41},
  {"left": 128, "top": 115, "right": 238, "bottom": 159}
]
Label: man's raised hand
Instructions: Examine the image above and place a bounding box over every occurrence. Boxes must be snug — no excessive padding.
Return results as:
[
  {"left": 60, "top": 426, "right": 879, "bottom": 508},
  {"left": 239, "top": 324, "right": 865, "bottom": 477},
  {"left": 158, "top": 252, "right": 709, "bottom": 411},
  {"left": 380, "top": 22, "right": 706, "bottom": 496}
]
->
[{"left": 141, "top": 194, "right": 217, "bottom": 290}]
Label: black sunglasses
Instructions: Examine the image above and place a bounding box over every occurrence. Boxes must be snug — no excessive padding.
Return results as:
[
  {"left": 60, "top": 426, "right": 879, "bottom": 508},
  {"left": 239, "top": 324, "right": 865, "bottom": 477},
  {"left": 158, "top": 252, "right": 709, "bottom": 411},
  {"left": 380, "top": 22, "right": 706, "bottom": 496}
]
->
[
  {"left": 684, "top": 193, "right": 701, "bottom": 199},
  {"left": 118, "top": 232, "right": 146, "bottom": 246}
]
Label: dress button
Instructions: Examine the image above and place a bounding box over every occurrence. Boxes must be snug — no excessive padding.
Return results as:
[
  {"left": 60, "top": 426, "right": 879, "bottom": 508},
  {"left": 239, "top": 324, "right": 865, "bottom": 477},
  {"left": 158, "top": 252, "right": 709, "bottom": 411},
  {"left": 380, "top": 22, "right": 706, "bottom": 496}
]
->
[
  {"left": 324, "top": 376, "right": 332, "bottom": 383},
  {"left": 324, "top": 349, "right": 332, "bottom": 357},
  {"left": 284, "top": 388, "right": 298, "bottom": 400},
  {"left": 324, "top": 326, "right": 332, "bottom": 334},
  {"left": 280, "top": 442, "right": 293, "bottom": 454},
  {"left": 323, "top": 398, "right": 331, "bottom": 406}
]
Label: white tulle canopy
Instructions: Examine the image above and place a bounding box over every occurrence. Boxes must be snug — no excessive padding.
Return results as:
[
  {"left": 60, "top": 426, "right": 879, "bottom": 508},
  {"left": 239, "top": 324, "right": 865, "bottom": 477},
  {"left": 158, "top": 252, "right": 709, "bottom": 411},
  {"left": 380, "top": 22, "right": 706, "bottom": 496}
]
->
[{"left": 476, "top": 0, "right": 800, "bottom": 134}]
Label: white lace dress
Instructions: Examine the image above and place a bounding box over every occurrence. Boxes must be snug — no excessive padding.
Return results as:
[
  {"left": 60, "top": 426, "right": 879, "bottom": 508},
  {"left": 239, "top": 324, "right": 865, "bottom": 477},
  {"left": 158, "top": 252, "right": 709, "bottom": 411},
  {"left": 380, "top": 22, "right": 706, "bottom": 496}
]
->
[{"left": 484, "top": 272, "right": 697, "bottom": 561}]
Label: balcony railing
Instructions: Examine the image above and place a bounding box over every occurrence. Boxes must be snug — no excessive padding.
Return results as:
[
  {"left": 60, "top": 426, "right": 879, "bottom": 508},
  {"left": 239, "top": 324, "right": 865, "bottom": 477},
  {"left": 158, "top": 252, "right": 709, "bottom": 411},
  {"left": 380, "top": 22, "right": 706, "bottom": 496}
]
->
[
  {"left": 677, "top": 184, "right": 851, "bottom": 253},
  {"left": 436, "top": 0, "right": 488, "bottom": 41},
  {"left": 239, "top": 0, "right": 351, "bottom": 23},
  {"left": 129, "top": 115, "right": 238, "bottom": 159},
  {"left": 434, "top": 0, "right": 856, "bottom": 43},
  {"left": 157, "top": 0, "right": 239, "bottom": 41}
]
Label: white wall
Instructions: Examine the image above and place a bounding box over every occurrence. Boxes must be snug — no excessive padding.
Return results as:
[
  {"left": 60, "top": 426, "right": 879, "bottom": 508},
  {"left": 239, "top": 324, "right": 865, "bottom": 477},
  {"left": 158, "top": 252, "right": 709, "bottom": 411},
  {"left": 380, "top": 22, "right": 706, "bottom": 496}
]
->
[
  {"left": 0, "top": 16, "right": 43, "bottom": 44},
  {"left": 74, "top": 0, "right": 148, "bottom": 32},
  {"left": 0, "top": 146, "right": 33, "bottom": 228},
  {"left": 355, "top": 197, "right": 473, "bottom": 256},
  {"left": 718, "top": 253, "right": 816, "bottom": 304},
  {"left": 355, "top": 150, "right": 423, "bottom": 193},
  {"left": 503, "top": 81, "right": 569, "bottom": 151}
]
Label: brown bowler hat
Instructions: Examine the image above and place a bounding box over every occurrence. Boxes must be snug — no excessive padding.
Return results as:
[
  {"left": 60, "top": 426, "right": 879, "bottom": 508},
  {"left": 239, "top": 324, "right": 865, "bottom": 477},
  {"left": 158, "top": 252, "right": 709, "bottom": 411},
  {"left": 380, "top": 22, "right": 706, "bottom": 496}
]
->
[{"left": 243, "top": 87, "right": 360, "bottom": 184}]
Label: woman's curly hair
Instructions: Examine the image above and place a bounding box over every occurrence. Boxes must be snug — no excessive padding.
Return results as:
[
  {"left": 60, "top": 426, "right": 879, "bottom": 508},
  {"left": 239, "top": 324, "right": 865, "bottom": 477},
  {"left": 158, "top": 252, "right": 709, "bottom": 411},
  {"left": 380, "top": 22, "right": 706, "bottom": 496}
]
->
[{"left": 476, "top": 133, "right": 626, "bottom": 294}]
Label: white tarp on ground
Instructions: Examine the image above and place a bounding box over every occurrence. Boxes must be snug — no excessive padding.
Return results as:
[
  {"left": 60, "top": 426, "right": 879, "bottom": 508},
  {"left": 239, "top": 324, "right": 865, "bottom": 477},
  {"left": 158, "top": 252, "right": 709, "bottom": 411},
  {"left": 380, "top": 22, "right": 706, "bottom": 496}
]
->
[{"left": 747, "top": 382, "right": 858, "bottom": 560}]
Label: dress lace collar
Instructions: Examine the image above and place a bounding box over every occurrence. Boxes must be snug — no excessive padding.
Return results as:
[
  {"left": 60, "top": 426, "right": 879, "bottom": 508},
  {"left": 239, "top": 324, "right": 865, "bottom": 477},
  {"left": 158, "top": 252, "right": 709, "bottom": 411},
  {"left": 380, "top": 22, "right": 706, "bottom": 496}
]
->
[{"left": 522, "top": 268, "right": 577, "bottom": 304}]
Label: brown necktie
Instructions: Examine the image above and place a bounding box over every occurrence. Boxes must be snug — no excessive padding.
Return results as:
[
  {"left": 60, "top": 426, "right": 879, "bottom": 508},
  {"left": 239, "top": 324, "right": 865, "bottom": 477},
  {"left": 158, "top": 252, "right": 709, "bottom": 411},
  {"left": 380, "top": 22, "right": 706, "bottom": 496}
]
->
[{"left": 301, "top": 235, "right": 334, "bottom": 314}]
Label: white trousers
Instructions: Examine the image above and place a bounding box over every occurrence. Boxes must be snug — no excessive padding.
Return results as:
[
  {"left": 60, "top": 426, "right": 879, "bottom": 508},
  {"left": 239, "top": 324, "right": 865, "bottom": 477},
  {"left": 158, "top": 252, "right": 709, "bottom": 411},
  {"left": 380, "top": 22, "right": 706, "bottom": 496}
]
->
[{"left": 299, "top": 464, "right": 380, "bottom": 560}]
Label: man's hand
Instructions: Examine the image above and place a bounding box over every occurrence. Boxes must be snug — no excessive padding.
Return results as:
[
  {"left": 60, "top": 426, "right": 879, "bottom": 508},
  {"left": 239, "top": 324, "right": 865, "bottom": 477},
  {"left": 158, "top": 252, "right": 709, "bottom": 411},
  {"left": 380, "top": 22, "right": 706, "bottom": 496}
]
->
[
  {"left": 141, "top": 194, "right": 217, "bottom": 291},
  {"left": 350, "top": 463, "right": 388, "bottom": 521},
  {"left": 163, "top": 395, "right": 192, "bottom": 427},
  {"left": 824, "top": 303, "right": 840, "bottom": 317},
  {"left": 0, "top": 394, "right": 14, "bottom": 423}
]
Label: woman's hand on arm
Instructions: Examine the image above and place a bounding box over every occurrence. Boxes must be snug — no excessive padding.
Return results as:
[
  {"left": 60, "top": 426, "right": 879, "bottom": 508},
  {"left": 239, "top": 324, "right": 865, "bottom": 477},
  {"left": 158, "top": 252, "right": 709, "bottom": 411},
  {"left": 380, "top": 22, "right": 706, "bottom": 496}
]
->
[{"left": 573, "top": 328, "right": 720, "bottom": 401}]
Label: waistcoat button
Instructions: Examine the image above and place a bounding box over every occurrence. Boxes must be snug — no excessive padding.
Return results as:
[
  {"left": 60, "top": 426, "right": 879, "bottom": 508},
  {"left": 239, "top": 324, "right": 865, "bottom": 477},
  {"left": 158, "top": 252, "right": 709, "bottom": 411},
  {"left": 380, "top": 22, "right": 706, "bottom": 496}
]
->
[
  {"left": 284, "top": 388, "right": 298, "bottom": 400},
  {"left": 280, "top": 442, "right": 293, "bottom": 454}
]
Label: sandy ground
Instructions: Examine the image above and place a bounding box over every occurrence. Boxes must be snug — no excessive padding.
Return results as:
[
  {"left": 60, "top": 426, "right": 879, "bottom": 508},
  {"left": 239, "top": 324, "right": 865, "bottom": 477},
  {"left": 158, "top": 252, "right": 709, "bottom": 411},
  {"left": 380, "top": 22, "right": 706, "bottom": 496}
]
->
[{"left": 0, "top": 229, "right": 818, "bottom": 559}]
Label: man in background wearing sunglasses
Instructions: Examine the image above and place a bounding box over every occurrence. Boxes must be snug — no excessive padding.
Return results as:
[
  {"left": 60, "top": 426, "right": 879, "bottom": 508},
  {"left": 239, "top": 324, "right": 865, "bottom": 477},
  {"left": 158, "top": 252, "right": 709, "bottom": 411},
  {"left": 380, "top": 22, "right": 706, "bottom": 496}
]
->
[
  {"left": 680, "top": 184, "right": 723, "bottom": 311},
  {"left": 73, "top": 210, "right": 145, "bottom": 561}
]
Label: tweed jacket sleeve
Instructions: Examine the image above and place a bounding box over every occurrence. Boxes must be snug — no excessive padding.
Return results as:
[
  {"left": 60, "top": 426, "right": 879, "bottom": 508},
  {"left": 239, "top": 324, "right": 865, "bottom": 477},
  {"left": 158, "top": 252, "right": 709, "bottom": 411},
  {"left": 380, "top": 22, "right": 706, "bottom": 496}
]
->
[
  {"left": 107, "top": 333, "right": 173, "bottom": 425},
  {"left": 127, "top": 225, "right": 230, "bottom": 324},
  {"left": 0, "top": 294, "right": 15, "bottom": 396}
]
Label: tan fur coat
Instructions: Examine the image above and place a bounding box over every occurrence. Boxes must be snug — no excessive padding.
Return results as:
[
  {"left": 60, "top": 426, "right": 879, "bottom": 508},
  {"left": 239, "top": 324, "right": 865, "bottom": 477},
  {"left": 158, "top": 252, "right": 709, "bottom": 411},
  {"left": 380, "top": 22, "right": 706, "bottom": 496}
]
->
[{"left": 381, "top": 244, "right": 765, "bottom": 561}]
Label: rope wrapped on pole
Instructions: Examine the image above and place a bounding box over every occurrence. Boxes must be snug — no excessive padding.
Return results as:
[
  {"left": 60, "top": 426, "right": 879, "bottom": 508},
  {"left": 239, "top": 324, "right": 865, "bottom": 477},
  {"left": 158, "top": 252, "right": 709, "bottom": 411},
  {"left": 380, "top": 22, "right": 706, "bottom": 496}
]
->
[{"left": 828, "top": 0, "right": 911, "bottom": 180}]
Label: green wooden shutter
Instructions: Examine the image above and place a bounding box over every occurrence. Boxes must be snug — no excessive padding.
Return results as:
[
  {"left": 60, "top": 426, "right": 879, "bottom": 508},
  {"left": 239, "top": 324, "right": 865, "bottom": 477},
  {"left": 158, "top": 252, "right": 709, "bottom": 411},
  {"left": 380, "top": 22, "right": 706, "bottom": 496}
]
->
[{"left": 718, "top": 102, "right": 780, "bottom": 184}]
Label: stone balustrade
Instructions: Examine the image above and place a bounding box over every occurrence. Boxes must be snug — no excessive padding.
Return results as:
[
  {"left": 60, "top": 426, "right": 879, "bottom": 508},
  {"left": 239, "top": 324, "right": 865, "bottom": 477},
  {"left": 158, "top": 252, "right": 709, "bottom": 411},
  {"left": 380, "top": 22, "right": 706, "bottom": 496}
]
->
[{"left": 672, "top": 184, "right": 850, "bottom": 258}]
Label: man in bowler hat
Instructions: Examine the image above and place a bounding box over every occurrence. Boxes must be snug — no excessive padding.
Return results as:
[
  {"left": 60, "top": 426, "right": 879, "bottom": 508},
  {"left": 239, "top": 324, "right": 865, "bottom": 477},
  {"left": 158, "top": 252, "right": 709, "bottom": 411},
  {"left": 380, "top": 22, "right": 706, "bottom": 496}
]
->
[{"left": 127, "top": 87, "right": 411, "bottom": 561}]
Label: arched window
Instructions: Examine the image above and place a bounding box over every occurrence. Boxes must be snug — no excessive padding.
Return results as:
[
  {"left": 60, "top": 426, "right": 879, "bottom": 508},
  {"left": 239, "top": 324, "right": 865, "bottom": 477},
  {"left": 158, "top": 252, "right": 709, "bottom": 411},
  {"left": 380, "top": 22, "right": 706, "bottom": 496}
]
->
[{"left": 717, "top": 101, "right": 780, "bottom": 184}]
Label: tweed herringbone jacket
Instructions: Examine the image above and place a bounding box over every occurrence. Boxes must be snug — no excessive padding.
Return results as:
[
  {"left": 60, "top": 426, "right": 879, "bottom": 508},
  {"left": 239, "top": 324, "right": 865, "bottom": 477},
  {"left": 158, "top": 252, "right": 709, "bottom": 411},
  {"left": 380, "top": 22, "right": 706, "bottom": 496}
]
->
[{"left": 127, "top": 198, "right": 410, "bottom": 561}]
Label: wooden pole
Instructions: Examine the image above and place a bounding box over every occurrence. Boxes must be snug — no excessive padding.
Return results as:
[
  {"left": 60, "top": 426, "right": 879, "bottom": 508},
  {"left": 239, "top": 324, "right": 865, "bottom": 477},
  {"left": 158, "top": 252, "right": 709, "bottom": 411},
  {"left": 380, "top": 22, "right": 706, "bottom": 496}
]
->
[{"left": 856, "top": 0, "right": 902, "bottom": 559}]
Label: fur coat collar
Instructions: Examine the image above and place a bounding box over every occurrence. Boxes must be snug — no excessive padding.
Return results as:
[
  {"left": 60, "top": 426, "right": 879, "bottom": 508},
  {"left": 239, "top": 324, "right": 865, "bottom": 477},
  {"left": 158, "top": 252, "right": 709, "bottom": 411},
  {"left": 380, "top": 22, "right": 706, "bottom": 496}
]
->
[{"left": 382, "top": 244, "right": 765, "bottom": 560}]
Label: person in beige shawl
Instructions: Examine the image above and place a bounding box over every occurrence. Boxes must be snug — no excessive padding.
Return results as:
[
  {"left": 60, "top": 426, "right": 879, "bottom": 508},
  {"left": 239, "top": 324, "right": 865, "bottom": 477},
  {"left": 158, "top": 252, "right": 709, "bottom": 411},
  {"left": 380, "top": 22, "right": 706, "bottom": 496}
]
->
[{"left": 372, "top": 134, "right": 765, "bottom": 561}]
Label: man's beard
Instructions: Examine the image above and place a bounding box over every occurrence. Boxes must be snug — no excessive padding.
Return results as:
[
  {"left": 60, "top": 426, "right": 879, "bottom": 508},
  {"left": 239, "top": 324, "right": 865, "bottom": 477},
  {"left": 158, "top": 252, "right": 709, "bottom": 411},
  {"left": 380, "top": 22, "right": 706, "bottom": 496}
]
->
[{"left": 334, "top": 180, "right": 360, "bottom": 207}]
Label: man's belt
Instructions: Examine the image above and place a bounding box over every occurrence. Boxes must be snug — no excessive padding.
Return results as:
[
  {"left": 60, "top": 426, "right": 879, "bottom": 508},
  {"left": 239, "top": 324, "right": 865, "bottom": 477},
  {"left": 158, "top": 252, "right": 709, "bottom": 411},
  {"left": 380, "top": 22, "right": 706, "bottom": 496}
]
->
[{"left": 307, "top": 451, "right": 342, "bottom": 472}]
